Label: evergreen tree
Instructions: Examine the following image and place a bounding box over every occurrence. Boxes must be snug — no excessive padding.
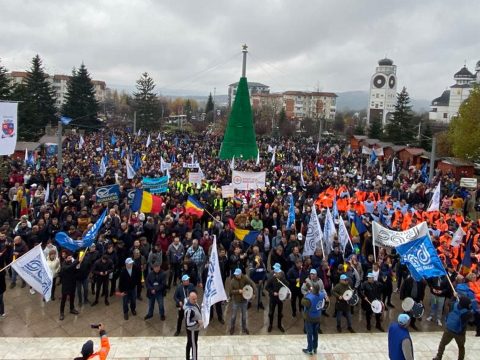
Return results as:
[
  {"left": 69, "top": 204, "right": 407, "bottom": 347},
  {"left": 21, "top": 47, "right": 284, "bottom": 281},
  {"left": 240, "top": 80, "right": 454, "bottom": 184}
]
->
[
  {"left": 420, "top": 120, "right": 432, "bottom": 151},
  {"left": 450, "top": 85, "right": 480, "bottom": 160},
  {"left": 62, "top": 63, "right": 99, "bottom": 127},
  {"left": 133, "top": 72, "right": 158, "bottom": 129},
  {"left": 278, "top": 108, "right": 294, "bottom": 137},
  {"left": 20, "top": 55, "right": 57, "bottom": 140},
  {"left": 353, "top": 123, "right": 365, "bottom": 135},
  {"left": 206, "top": 93, "right": 214, "bottom": 113},
  {"left": 0, "top": 59, "right": 12, "bottom": 100},
  {"left": 385, "top": 87, "right": 415, "bottom": 143},
  {"left": 368, "top": 116, "right": 383, "bottom": 139},
  {"left": 184, "top": 99, "right": 192, "bottom": 121}
]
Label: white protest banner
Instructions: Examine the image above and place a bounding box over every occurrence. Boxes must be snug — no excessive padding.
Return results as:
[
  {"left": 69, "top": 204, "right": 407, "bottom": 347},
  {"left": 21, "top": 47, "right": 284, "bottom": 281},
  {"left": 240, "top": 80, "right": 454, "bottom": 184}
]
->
[
  {"left": 231, "top": 170, "right": 266, "bottom": 190},
  {"left": 201, "top": 236, "right": 227, "bottom": 328},
  {"left": 188, "top": 171, "right": 205, "bottom": 185},
  {"left": 0, "top": 102, "right": 18, "bottom": 156},
  {"left": 372, "top": 221, "right": 429, "bottom": 248},
  {"left": 303, "top": 205, "right": 323, "bottom": 256},
  {"left": 182, "top": 162, "right": 200, "bottom": 169},
  {"left": 427, "top": 182, "right": 441, "bottom": 212},
  {"left": 451, "top": 226, "right": 466, "bottom": 248},
  {"left": 460, "top": 178, "right": 477, "bottom": 189},
  {"left": 221, "top": 184, "right": 235, "bottom": 198}
]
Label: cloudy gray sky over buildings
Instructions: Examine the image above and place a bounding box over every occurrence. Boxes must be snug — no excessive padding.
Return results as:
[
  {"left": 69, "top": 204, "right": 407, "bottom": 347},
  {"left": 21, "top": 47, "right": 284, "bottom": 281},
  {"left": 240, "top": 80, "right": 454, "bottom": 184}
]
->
[{"left": 1, "top": 0, "right": 479, "bottom": 99}]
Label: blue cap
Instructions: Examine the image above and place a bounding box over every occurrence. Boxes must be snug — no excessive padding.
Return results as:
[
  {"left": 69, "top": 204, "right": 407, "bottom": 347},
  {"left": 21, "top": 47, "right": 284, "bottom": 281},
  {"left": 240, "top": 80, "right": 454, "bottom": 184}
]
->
[
  {"left": 340, "top": 274, "right": 348, "bottom": 280},
  {"left": 234, "top": 268, "right": 242, "bottom": 276},
  {"left": 367, "top": 272, "right": 374, "bottom": 278},
  {"left": 181, "top": 274, "right": 190, "bottom": 282},
  {"left": 274, "top": 268, "right": 282, "bottom": 273},
  {"left": 310, "top": 269, "right": 317, "bottom": 275},
  {"left": 273, "top": 263, "right": 281, "bottom": 269},
  {"left": 398, "top": 313, "right": 410, "bottom": 326}
]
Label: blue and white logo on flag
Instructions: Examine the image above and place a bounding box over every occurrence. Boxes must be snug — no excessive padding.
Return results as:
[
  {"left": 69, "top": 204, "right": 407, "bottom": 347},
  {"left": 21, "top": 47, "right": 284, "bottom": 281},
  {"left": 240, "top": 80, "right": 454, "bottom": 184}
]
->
[{"left": 396, "top": 234, "right": 446, "bottom": 281}]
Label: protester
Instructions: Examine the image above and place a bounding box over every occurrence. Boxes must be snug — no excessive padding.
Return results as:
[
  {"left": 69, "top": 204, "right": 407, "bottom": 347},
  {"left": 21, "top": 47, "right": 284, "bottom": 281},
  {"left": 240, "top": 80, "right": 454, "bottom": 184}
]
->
[
  {"left": 228, "top": 267, "right": 256, "bottom": 334},
  {"left": 388, "top": 314, "right": 414, "bottom": 360},
  {"left": 74, "top": 323, "right": 110, "bottom": 360},
  {"left": 144, "top": 262, "right": 167, "bottom": 320},
  {"left": 118, "top": 257, "right": 141, "bottom": 320},
  {"left": 173, "top": 274, "right": 196, "bottom": 336},
  {"left": 301, "top": 282, "right": 325, "bottom": 355},
  {"left": 184, "top": 290, "right": 202, "bottom": 360}
]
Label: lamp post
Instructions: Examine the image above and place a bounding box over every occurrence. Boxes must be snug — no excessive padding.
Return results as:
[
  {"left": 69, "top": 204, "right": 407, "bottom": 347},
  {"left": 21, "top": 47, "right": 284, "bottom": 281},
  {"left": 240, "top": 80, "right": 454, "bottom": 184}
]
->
[{"left": 57, "top": 119, "right": 63, "bottom": 172}]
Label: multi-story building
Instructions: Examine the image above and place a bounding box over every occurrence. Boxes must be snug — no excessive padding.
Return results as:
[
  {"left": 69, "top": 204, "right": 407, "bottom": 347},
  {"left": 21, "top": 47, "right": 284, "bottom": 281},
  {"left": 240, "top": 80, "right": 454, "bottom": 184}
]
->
[
  {"left": 367, "top": 58, "right": 398, "bottom": 126},
  {"left": 228, "top": 81, "right": 269, "bottom": 107},
  {"left": 6, "top": 71, "right": 107, "bottom": 108},
  {"left": 251, "top": 91, "right": 337, "bottom": 120},
  {"left": 429, "top": 61, "right": 480, "bottom": 123}
]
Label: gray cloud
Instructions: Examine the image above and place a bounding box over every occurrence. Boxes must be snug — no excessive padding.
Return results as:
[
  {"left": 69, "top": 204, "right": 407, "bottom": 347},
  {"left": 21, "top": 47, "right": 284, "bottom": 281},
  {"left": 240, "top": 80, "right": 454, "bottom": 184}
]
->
[{"left": 1, "top": 0, "right": 479, "bottom": 100}]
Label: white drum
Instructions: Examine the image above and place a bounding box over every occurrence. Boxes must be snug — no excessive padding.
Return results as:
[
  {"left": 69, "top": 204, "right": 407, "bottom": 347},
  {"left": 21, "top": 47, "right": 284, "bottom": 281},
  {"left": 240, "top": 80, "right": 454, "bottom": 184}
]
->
[
  {"left": 401, "top": 297, "right": 415, "bottom": 312},
  {"left": 242, "top": 285, "right": 254, "bottom": 300},
  {"left": 278, "top": 286, "right": 291, "bottom": 301},
  {"left": 371, "top": 300, "right": 384, "bottom": 314},
  {"left": 342, "top": 289, "right": 354, "bottom": 301}
]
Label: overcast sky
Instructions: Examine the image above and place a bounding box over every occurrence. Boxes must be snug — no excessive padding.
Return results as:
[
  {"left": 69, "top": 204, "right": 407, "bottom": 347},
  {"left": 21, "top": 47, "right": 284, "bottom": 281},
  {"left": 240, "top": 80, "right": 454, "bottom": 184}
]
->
[{"left": 1, "top": 0, "right": 479, "bottom": 99}]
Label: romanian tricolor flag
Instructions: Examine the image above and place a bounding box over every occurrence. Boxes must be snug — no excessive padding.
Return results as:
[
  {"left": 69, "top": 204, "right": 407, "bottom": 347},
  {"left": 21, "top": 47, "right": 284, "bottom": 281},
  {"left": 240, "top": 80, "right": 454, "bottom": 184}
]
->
[
  {"left": 185, "top": 195, "right": 205, "bottom": 217},
  {"left": 228, "top": 218, "right": 259, "bottom": 246},
  {"left": 131, "top": 189, "right": 163, "bottom": 214},
  {"left": 351, "top": 214, "right": 367, "bottom": 237}
]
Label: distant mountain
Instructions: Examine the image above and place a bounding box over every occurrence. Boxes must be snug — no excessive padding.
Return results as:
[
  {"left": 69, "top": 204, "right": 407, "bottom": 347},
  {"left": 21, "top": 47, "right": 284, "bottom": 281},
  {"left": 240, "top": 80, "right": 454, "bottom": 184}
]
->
[{"left": 335, "top": 90, "right": 431, "bottom": 113}]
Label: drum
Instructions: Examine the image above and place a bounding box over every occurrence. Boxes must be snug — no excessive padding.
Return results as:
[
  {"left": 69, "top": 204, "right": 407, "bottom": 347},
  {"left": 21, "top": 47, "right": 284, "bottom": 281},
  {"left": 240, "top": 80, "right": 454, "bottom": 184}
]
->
[
  {"left": 411, "top": 302, "right": 424, "bottom": 318},
  {"left": 342, "top": 289, "right": 354, "bottom": 301},
  {"left": 371, "top": 300, "right": 384, "bottom": 314},
  {"left": 401, "top": 297, "right": 415, "bottom": 312},
  {"left": 347, "top": 292, "right": 359, "bottom": 306},
  {"left": 278, "top": 286, "right": 291, "bottom": 301},
  {"left": 242, "top": 285, "right": 253, "bottom": 300},
  {"left": 321, "top": 298, "right": 330, "bottom": 311}
]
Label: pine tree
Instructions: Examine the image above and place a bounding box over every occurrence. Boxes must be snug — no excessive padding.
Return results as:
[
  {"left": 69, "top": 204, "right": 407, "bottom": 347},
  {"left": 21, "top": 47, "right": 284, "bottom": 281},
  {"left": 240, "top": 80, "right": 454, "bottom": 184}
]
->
[
  {"left": 450, "top": 85, "right": 480, "bottom": 160},
  {"left": 20, "top": 55, "right": 57, "bottom": 140},
  {"left": 353, "top": 123, "right": 365, "bottom": 135},
  {"left": 62, "top": 63, "right": 100, "bottom": 127},
  {"left": 184, "top": 99, "right": 192, "bottom": 120},
  {"left": 133, "top": 72, "right": 159, "bottom": 129},
  {"left": 386, "top": 87, "right": 415, "bottom": 143},
  {"left": 0, "top": 59, "right": 12, "bottom": 100},
  {"left": 206, "top": 93, "right": 214, "bottom": 113},
  {"left": 368, "top": 116, "right": 383, "bottom": 139}
]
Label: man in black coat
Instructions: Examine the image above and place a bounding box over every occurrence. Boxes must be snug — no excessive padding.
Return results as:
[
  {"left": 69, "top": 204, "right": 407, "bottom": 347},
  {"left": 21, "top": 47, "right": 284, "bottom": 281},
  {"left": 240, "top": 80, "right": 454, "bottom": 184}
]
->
[
  {"left": 91, "top": 255, "right": 114, "bottom": 306},
  {"left": 118, "top": 257, "right": 141, "bottom": 320},
  {"left": 59, "top": 255, "right": 79, "bottom": 320}
]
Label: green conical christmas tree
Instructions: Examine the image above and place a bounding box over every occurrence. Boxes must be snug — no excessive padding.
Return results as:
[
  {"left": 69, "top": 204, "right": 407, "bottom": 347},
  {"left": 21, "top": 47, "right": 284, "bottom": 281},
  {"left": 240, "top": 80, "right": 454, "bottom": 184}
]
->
[{"left": 219, "top": 77, "right": 258, "bottom": 160}]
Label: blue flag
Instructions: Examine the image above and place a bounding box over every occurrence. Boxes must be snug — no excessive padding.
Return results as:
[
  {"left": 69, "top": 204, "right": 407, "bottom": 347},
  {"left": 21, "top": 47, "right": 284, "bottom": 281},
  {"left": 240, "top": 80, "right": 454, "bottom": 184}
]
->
[
  {"left": 396, "top": 234, "right": 447, "bottom": 281},
  {"left": 353, "top": 214, "right": 367, "bottom": 234},
  {"left": 55, "top": 210, "right": 107, "bottom": 252},
  {"left": 133, "top": 153, "right": 142, "bottom": 171},
  {"left": 332, "top": 196, "right": 339, "bottom": 219},
  {"left": 421, "top": 163, "right": 429, "bottom": 183},
  {"left": 60, "top": 116, "right": 72, "bottom": 125},
  {"left": 110, "top": 134, "right": 117, "bottom": 146},
  {"left": 286, "top": 195, "right": 295, "bottom": 229},
  {"left": 370, "top": 150, "right": 377, "bottom": 165}
]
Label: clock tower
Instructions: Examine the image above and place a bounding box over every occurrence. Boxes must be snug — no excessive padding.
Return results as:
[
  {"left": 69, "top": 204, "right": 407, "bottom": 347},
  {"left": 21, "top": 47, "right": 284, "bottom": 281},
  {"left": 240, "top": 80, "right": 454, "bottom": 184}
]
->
[{"left": 367, "top": 58, "right": 397, "bottom": 127}]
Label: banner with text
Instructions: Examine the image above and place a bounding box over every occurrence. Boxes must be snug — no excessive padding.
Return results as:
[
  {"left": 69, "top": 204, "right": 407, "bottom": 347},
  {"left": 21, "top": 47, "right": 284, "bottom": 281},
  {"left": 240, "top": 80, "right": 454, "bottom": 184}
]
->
[
  {"left": 231, "top": 171, "right": 266, "bottom": 190},
  {"left": 95, "top": 184, "right": 120, "bottom": 203},
  {"left": 142, "top": 176, "right": 169, "bottom": 194},
  {"left": 0, "top": 102, "right": 18, "bottom": 156}
]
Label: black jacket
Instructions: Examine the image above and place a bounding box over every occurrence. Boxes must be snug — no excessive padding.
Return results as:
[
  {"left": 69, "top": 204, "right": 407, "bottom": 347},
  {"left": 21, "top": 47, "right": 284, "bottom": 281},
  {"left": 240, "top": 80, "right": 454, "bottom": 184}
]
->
[
  {"left": 118, "top": 265, "right": 141, "bottom": 292},
  {"left": 60, "top": 260, "right": 78, "bottom": 294},
  {"left": 400, "top": 276, "right": 426, "bottom": 303}
]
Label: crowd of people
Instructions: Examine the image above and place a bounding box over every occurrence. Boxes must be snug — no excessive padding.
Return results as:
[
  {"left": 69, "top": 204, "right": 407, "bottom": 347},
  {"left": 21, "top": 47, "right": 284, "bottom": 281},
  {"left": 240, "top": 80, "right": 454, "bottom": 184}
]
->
[{"left": 0, "top": 128, "right": 479, "bottom": 357}]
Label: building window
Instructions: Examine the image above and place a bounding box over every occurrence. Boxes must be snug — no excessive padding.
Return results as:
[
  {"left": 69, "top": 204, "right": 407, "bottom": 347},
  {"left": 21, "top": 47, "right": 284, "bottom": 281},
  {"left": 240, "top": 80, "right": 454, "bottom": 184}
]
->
[{"left": 443, "top": 113, "right": 448, "bottom": 119}]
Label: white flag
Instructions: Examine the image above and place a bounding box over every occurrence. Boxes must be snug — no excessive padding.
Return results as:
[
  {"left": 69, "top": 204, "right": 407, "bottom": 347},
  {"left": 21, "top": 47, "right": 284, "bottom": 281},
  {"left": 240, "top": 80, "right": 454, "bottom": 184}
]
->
[
  {"left": 256, "top": 151, "right": 260, "bottom": 166},
  {"left": 323, "top": 207, "right": 337, "bottom": 254},
  {"left": 99, "top": 157, "right": 107, "bottom": 178},
  {"left": 372, "top": 221, "right": 429, "bottom": 248},
  {"left": 201, "top": 236, "right": 227, "bottom": 328},
  {"left": 78, "top": 135, "right": 85, "bottom": 150},
  {"left": 270, "top": 148, "right": 276, "bottom": 165},
  {"left": 427, "top": 182, "right": 441, "bottom": 212},
  {"left": 157, "top": 132, "right": 162, "bottom": 141},
  {"left": 268, "top": 145, "right": 275, "bottom": 153},
  {"left": 137, "top": 128, "right": 141, "bottom": 136},
  {"left": 299, "top": 159, "right": 305, "bottom": 187},
  {"left": 11, "top": 244, "right": 53, "bottom": 301},
  {"left": 303, "top": 205, "right": 323, "bottom": 256},
  {"left": 338, "top": 219, "right": 352, "bottom": 254},
  {"left": 316, "top": 142, "right": 319, "bottom": 154},
  {"left": 126, "top": 158, "right": 136, "bottom": 179},
  {"left": 146, "top": 134, "right": 151, "bottom": 148},
  {"left": 391, "top": 158, "right": 395, "bottom": 175},
  {"left": 44, "top": 183, "right": 50, "bottom": 204},
  {"left": 160, "top": 157, "right": 171, "bottom": 172},
  {"left": 24, "top": 148, "right": 28, "bottom": 163},
  {"left": 0, "top": 102, "right": 18, "bottom": 156},
  {"left": 451, "top": 226, "right": 466, "bottom": 248},
  {"left": 230, "top": 156, "right": 235, "bottom": 170}
]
